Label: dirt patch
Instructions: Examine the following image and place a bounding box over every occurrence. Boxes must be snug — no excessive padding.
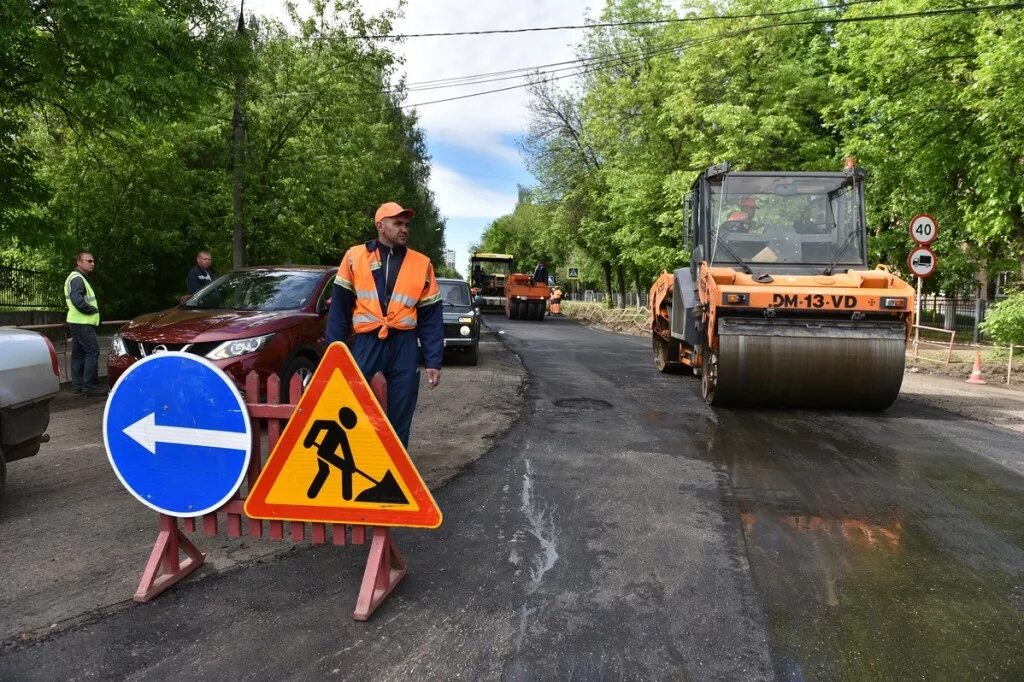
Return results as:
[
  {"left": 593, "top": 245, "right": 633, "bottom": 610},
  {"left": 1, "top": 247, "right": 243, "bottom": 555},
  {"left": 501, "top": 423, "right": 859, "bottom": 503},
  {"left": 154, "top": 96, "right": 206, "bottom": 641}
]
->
[
  {"left": 906, "top": 346, "right": 1024, "bottom": 386},
  {"left": 410, "top": 330, "right": 526, "bottom": 488}
]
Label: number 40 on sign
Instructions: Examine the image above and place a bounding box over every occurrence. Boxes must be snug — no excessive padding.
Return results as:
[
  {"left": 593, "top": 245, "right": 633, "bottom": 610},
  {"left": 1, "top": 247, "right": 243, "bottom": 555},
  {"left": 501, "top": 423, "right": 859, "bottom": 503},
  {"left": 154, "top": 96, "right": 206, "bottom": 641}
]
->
[{"left": 909, "top": 213, "right": 938, "bottom": 246}]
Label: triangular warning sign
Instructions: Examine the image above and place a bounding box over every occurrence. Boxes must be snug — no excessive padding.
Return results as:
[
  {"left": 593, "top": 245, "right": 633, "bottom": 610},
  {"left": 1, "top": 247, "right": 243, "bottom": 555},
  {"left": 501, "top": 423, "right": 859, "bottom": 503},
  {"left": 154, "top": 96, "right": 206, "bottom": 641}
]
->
[{"left": 244, "top": 343, "right": 442, "bottom": 529}]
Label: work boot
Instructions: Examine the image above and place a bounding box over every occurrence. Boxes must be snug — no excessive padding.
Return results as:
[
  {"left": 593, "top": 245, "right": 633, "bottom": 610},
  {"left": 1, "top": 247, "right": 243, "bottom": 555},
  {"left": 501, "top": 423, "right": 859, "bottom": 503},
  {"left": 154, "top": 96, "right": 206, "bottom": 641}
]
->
[{"left": 81, "top": 387, "right": 108, "bottom": 397}]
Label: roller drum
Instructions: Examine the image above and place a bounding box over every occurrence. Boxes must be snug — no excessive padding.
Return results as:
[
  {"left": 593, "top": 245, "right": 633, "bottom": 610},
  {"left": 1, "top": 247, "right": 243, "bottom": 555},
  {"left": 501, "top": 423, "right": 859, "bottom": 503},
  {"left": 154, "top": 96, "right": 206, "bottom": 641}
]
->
[{"left": 712, "top": 317, "right": 906, "bottom": 409}]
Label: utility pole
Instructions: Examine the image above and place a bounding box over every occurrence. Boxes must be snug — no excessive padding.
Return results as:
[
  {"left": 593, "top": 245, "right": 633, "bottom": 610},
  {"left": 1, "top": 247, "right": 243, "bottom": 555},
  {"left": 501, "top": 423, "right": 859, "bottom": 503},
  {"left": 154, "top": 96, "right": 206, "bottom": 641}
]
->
[{"left": 231, "top": 2, "right": 247, "bottom": 269}]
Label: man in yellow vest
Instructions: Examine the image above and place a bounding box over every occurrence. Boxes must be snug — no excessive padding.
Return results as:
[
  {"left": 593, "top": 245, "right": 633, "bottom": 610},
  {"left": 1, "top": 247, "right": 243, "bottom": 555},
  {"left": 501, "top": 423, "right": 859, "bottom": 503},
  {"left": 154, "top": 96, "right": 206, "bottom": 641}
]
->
[
  {"left": 64, "top": 252, "right": 106, "bottom": 396},
  {"left": 326, "top": 202, "right": 443, "bottom": 448}
]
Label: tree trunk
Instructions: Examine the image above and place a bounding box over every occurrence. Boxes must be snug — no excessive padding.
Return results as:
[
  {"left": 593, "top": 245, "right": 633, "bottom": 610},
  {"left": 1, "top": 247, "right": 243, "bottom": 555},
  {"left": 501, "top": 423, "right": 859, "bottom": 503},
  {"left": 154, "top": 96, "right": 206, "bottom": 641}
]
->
[
  {"left": 601, "top": 260, "right": 613, "bottom": 307},
  {"left": 616, "top": 264, "right": 626, "bottom": 308},
  {"left": 633, "top": 267, "right": 644, "bottom": 303}
]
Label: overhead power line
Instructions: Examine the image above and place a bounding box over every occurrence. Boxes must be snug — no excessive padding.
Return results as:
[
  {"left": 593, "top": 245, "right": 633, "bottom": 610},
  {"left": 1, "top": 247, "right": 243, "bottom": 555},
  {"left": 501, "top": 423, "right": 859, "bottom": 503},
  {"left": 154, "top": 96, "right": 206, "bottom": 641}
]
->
[
  {"left": 367, "top": 0, "right": 889, "bottom": 39},
  {"left": 398, "top": 1, "right": 1024, "bottom": 109}
]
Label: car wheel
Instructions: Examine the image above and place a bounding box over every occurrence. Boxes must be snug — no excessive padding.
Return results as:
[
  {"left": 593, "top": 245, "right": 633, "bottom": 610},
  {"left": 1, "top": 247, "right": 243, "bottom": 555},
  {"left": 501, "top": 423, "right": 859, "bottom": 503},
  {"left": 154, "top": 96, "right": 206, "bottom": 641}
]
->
[
  {"left": 281, "top": 356, "right": 317, "bottom": 402},
  {"left": 465, "top": 342, "right": 479, "bottom": 366}
]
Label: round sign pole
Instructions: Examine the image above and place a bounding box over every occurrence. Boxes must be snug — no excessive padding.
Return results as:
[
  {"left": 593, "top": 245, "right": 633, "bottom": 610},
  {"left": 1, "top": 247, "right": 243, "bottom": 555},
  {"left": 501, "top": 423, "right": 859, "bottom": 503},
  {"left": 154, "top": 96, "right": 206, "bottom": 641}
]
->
[{"left": 915, "top": 276, "right": 923, "bottom": 348}]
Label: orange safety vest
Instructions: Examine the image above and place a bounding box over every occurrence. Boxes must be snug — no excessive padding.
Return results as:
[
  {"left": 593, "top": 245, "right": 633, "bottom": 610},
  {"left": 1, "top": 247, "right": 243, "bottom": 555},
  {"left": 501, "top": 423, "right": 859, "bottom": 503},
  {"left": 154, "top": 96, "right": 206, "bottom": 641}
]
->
[{"left": 335, "top": 244, "right": 441, "bottom": 339}]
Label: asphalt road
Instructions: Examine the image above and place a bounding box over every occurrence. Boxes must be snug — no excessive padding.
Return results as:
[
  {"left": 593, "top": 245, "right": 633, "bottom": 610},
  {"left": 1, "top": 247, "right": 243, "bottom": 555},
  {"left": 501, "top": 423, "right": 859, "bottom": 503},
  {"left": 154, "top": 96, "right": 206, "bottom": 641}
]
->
[
  {"left": 3, "top": 315, "right": 1023, "bottom": 680},
  {"left": 0, "top": 330, "right": 523, "bottom": 643}
]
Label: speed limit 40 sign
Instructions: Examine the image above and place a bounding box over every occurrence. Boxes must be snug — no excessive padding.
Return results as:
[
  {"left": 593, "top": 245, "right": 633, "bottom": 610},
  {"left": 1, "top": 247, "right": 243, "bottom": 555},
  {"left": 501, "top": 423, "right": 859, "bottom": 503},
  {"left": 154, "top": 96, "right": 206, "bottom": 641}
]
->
[{"left": 909, "top": 213, "right": 938, "bottom": 245}]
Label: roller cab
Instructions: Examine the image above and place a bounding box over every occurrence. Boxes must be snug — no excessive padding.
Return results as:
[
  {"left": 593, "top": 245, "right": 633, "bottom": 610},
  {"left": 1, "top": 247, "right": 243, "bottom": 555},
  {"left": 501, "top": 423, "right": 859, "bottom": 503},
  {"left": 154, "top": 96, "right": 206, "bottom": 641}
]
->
[
  {"left": 470, "top": 252, "right": 513, "bottom": 312},
  {"left": 650, "top": 161, "right": 914, "bottom": 409}
]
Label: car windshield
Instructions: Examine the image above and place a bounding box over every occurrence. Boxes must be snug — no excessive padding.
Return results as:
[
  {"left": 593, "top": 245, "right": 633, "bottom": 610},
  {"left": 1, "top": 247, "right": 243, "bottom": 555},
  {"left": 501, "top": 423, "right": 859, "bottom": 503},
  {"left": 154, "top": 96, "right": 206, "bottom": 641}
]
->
[
  {"left": 185, "top": 270, "right": 324, "bottom": 311},
  {"left": 440, "top": 281, "right": 472, "bottom": 306},
  {"left": 707, "top": 175, "right": 866, "bottom": 269}
]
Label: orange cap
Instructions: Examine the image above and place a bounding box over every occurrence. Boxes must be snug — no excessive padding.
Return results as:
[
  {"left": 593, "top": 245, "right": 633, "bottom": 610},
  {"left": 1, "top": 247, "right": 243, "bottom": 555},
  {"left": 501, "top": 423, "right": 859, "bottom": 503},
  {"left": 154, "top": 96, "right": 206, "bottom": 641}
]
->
[
  {"left": 740, "top": 196, "right": 757, "bottom": 208},
  {"left": 374, "top": 202, "right": 415, "bottom": 223}
]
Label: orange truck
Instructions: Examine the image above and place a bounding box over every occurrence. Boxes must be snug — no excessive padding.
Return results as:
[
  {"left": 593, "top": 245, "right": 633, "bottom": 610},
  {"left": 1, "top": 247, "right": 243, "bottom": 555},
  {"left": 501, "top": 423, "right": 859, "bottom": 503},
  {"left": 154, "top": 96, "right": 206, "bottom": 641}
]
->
[
  {"left": 505, "top": 273, "right": 548, "bottom": 320},
  {"left": 649, "top": 160, "right": 915, "bottom": 409}
]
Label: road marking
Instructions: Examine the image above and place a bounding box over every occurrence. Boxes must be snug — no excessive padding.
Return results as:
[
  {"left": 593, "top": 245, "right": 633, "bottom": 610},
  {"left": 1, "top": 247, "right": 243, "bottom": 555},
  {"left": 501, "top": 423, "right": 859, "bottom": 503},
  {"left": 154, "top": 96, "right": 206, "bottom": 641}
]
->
[{"left": 123, "top": 412, "right": 249, "bottom": 454}]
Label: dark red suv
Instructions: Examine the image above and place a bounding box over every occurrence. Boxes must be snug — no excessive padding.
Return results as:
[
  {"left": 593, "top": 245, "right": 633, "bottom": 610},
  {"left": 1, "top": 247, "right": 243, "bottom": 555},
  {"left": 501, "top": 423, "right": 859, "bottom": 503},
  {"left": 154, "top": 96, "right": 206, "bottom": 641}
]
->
[{"left": 108, "top": 266, "right": 335, "bottom": 397}]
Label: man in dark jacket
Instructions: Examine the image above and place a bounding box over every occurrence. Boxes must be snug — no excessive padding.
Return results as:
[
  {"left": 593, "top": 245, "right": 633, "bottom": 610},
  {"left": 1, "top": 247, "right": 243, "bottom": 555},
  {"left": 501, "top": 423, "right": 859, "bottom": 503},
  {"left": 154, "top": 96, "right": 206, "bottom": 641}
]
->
[
  {"left": 326, "top": 202, "right": 444, "bottom": 449},
  {"left": 186, "top": 250, "right": 215, "bottom": 294},
  {"left": 64, "top": 252, "right": 105, "bottom": 396},
  {"left": 532, "top": 261, "right": 548, "bottom": 285}
]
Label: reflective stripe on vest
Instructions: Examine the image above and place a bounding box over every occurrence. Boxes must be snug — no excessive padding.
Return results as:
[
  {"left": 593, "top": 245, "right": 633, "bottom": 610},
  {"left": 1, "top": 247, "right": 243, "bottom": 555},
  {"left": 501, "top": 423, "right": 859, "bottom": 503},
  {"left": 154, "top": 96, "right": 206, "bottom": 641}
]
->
[
  {"left": 64, "top": 271, "right": 100, "bottom": 326},
  {"left": 342, "top": 245, "right": 438, "bottom": 339}
]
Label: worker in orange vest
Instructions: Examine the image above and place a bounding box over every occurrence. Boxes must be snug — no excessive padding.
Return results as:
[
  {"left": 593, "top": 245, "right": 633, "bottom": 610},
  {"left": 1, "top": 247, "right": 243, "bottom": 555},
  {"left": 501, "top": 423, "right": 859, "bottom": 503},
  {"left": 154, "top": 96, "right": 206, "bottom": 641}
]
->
[
  {"left": 723, "top": 195, "right": 758, "bottom": 232},
  {"left": 327, "top": 202, "right": 444, "bottom": 448},
  {"left": 550, "top": 286, "right": 562, "bottom": 315}
]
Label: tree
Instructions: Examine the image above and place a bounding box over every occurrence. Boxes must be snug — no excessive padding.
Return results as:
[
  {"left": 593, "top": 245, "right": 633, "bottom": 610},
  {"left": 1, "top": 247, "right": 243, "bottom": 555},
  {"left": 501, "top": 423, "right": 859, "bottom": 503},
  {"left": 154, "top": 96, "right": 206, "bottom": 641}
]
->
[
  {"left": 0, "top": 0, "right": 228, "bottom": 232},
  {"left": 2, "top": 1, "right": 447, "bottom": 318},
  {"left": 479, "top": 189, "right": 565, "bottom": 276}
]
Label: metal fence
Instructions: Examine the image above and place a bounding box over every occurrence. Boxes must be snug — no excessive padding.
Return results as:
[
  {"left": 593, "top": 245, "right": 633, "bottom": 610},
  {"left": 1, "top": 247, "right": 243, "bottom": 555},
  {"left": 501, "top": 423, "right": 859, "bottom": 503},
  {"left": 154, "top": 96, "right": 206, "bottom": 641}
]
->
[
  {"left": 570, "top": 291, "right": 646, "bottom": 307},
  {"left": 916, "top": 295, "right": 988, "bottom": 343},
  {"left": 0, "top": 266, "right": 65, "bottom": 310}
]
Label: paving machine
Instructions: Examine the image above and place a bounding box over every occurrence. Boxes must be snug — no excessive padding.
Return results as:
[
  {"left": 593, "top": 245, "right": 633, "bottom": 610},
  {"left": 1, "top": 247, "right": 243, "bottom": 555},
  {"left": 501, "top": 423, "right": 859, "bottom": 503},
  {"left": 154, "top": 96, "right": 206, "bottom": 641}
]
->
[
  {"left": 504, "top": 273, "right": 549, "bottom": 320},
  {"left": 649, "top": 161, "right": 915, "bottom": 409},
  {"left": 470, "top": 252, "right": 513, "bottom": 312}
]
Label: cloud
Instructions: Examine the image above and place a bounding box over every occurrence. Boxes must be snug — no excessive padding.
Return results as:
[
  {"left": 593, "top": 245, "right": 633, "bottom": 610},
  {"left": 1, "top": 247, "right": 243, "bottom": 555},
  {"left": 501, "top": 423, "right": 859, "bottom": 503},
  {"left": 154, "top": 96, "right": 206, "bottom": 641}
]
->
[
  {"left": 429, "top": 164, "right": 518, "bottom": 220},
  {"left": 247, "top": 0, "right": 593, "bottom": 156},
  {"left": 381, "top": 1, "right": 593, "bottom": 147},
  {"left": 244, "top": 0, "right": 591, "bottom": 261}
]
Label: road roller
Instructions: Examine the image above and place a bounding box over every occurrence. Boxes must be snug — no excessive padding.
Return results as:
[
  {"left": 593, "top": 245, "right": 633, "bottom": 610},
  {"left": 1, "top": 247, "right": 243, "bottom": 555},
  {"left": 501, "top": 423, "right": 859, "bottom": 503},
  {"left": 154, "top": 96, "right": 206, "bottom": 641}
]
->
[
  {"left": 505, "top": 273, "right": 549, "bottom": 320},
  {"left": 649, "top": 160, "right": 915, "bottom": 409}
]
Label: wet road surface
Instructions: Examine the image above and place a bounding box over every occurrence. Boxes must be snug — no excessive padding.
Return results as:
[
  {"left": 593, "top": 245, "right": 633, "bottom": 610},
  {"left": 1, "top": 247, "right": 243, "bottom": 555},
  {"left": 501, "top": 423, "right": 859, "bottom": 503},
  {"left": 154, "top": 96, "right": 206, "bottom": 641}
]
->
[{"left": 2, "top": 315, "right": 1022, "bottom": 679}]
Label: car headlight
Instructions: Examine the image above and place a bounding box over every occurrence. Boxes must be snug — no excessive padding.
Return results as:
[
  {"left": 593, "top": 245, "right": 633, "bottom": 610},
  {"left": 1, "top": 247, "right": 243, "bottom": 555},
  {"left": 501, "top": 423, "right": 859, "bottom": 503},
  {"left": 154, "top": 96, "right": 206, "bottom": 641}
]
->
[
  {"left": 206, "top": 334, "right": 274, "bottom": 360},
  {"left": 110, "top": 333, "right": 128, "bottom": 356},
  {"left": 458, "top": 316, "right": 475, "bottom": 324}
]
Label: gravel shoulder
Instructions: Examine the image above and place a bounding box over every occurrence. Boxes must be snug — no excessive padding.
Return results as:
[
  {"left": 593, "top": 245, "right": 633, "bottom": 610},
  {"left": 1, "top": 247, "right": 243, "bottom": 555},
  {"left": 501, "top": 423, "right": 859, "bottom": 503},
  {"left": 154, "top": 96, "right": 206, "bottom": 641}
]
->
[
  {"left": 899, "top": 369, "right": 1024, "bottom": 435},
  {"left": 0, "top": 327, "right": 525, "bottom": 643}
]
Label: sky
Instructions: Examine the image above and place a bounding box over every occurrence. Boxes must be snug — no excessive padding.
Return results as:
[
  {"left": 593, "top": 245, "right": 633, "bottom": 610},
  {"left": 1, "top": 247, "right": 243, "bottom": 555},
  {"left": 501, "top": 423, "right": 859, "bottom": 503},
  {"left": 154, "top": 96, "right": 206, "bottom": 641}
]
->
[{"left": 246, "top": 0, "right": 597, "bottom": 275}]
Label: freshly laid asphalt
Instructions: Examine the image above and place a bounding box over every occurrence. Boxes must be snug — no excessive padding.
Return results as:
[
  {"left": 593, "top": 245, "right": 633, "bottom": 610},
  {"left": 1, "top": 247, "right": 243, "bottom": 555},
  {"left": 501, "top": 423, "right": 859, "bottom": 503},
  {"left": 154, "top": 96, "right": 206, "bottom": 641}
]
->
[{"left": 2, "top": 315, "right": 1023, "bottom": 680}]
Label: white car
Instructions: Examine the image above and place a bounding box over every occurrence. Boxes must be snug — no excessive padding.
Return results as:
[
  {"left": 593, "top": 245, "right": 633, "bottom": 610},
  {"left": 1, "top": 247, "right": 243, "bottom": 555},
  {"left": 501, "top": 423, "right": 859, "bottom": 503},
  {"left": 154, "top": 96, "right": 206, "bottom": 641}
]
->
[{"left": 0, "top": 328, "right": 60, "bottom": 499}]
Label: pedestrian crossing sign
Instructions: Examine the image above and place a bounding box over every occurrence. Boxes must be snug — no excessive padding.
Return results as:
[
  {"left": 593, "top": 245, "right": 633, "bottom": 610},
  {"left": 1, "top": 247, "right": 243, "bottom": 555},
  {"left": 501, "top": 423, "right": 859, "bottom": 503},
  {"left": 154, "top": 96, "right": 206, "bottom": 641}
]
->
[{"left": 244, "top": 343, "right": 442, "bottom": 528}]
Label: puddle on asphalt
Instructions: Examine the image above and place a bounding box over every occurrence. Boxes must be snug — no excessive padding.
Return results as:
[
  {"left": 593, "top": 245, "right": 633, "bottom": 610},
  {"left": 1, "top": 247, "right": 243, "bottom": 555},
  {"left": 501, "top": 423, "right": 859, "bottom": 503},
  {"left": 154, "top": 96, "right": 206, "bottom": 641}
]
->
[{"left": 709, "top": 410, "right": 1024, "bottom": 680}]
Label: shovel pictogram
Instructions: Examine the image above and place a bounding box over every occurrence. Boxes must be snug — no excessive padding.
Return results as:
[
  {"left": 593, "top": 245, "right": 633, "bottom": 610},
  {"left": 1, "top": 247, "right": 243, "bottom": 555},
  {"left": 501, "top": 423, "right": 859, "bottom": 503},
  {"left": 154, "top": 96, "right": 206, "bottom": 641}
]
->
[{"left": 303, "top": 407, "right": 409, "bottom": 504}]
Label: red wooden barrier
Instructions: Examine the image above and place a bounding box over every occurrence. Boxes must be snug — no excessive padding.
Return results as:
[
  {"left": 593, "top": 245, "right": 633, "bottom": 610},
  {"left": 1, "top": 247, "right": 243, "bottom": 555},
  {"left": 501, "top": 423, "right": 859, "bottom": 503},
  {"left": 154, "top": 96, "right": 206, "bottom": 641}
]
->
[{"left": 133, "top": 371, "right": 403, "bottom": 621}]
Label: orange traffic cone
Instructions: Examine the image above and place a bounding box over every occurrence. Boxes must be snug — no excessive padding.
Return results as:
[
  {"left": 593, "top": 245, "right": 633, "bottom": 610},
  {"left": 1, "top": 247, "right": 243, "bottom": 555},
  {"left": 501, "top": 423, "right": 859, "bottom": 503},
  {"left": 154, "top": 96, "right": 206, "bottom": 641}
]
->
[{"left": 966, "top": 352, "right": 987, "bottom": 385}]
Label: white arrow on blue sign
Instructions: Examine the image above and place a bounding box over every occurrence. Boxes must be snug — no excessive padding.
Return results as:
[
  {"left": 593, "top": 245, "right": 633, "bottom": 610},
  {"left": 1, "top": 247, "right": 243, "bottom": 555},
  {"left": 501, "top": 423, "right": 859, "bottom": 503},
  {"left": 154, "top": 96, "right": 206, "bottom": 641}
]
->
[{"left": 103, "top": 351, "right": 252, "bottom": 517}]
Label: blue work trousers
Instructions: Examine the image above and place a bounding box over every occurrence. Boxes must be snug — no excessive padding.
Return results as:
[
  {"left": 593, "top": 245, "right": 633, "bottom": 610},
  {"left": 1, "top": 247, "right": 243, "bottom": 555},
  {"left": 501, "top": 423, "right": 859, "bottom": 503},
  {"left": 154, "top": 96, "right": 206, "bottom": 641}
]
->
[
  {"left": 68, "top": 323, "right": 100, "bottom": 391},
  {"left": 348, "top": 330, "right": 421, "bottom": 449}
]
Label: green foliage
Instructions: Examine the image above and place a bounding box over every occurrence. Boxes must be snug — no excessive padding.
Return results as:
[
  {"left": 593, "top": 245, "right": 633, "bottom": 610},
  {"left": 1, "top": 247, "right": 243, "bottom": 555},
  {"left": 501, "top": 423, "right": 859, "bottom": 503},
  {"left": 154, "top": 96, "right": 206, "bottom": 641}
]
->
[
  {"left": 479, "top": 191, "right": 567, "bottom": 277},
  {"left": 981, "top": 292, "right": 1024, "bottom": 345},
  {"left": 521, "top": 0, "right": 1024, "bottom": 302},
  {"left": 1, "top": 0, "right": 446, "bottom": 319}
]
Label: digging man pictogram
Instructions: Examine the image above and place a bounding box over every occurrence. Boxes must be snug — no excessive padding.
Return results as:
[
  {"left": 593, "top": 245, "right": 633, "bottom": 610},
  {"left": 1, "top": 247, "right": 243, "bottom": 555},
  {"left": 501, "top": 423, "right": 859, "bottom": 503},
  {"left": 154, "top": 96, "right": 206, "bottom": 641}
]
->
[{"left": 303, "top": 407, "right": 409, "bottom": 504}]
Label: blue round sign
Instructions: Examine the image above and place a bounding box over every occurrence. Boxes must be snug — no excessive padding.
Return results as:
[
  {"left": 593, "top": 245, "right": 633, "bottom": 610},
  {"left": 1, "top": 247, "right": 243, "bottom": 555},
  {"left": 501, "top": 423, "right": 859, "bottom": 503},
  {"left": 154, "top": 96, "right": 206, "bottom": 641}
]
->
[{"left": 103, "top": 352, "right": 252, "bottom": 517}]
